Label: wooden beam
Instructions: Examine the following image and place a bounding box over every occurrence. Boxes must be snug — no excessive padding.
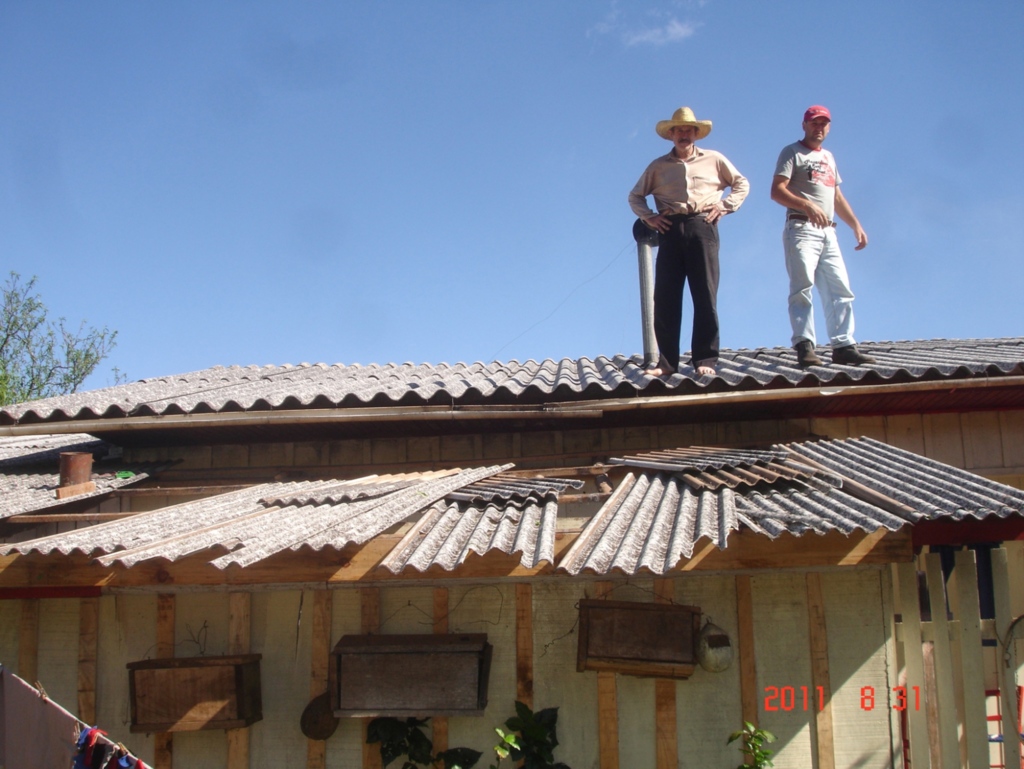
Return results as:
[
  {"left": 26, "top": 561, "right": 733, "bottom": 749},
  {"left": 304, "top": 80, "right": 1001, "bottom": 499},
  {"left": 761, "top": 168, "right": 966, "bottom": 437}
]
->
[
  {"left": 306, "top": 590, "right": 331, "bottom": 769},
  {"left": 516, "top": 583, "right": 534, "bottom": 708},
  {"left": 653, "top": 579, "right": 676, "bottom": 769},
  {"left": 895, "top": 562, "right": 929, "bottom": 769},
  {"left": 432, "top": 587, "right": 449, "bottom": 755},
  {"left": 735, "top": 575, "right": 758, "bottom": 728},
  {"left": 154, "top": 593, "right": 175, "bottom": 769},
  {"left": 806, "top": 573, "right": 835, "bottom": 769},
  {"left": 991, "top": 548, "right": 1022, "bottom": 769},
  {"left": 228, "top": 592, "right": 252, "bottom": 769},
  {"left": 0, "top": 527, "right": 912, "bottom": 591},
  {"left": 77, "top": 596, "right": 98, "bottom": 724},
  {"left": 923, "top": 554, "right": 959, "bottom": 769},
  {"left": 952, "top": 550, "right": 990, "bottom": 769},
  {"left": 362, "top": 588, "right": 382, "bottom": 769},
  {"left": 18, "top": 598, "right": 39, "bottom": 683}
]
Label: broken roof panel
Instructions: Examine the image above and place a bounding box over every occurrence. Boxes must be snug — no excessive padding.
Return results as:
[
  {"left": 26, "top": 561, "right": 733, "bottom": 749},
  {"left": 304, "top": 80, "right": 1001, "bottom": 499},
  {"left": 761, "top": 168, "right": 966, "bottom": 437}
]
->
[{"left": 3, "top": 437, "right": 1023, "bottom": 577}]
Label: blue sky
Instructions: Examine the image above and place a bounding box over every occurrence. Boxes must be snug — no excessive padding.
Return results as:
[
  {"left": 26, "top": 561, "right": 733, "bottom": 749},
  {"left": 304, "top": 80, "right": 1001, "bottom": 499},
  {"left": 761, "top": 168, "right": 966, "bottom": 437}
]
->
[{"left": 1, "top": 1, "right": 1022, "bottom": 387}]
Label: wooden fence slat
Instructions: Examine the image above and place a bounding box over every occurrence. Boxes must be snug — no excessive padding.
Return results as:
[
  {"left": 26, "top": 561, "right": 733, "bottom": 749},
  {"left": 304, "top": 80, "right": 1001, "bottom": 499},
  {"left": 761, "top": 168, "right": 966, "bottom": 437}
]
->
[
  {"left": 954, "top": 550, "right": 990, "bottom": 769},
  {"left": 735, "top": 575, "right": 758, "bottom": 728},
  {"left": 806, "top": 573, "right": 835, "bottom": 769},
  {"left": 77, "top": 596, "right": 98, "bottom": 724},
  {"left": 924, "top": 553, "right": 961, "bottom": 768},
  {"left": 895, "top": 562, "right": 930, "bottom": 769},
  {"left": 992, "top": 548, "right": 1022, "bottom": 769}
]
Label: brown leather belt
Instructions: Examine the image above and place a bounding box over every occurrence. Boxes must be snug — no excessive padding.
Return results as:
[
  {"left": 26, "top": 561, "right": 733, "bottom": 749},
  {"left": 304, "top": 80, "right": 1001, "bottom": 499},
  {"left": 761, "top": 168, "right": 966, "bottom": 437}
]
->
[{"left": 788, "top": 213, "right": 836, "bottom": 228}]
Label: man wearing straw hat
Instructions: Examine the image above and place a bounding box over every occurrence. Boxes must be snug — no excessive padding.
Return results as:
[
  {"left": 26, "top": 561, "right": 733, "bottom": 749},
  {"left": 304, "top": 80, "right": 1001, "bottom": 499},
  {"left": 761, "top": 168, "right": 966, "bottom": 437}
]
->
[
  {"left": 629, "top": 106, "right": 749, "bottom": 378},
  {"left": 771, "top": 105, "right": 875, "bottom": 367}
]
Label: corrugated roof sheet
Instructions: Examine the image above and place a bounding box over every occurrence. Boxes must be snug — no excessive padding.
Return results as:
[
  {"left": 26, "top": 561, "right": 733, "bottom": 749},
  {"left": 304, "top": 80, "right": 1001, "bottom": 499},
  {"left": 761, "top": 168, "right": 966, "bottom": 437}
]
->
[
  {"left": 3, "top": 437, "right": 1022, "bottom": 576},
  {"left": 3, "top": 338, "right": 1021, "bottom": 423},
  {"left": 0, "top": 434, "right": 161, "bottom": 519}
]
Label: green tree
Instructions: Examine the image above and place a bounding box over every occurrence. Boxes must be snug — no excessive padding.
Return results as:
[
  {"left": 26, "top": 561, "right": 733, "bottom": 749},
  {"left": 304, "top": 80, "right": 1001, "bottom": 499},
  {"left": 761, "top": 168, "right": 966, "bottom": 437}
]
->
[{"left": 0, "top": 272, "right": 119, "bottom": 406}]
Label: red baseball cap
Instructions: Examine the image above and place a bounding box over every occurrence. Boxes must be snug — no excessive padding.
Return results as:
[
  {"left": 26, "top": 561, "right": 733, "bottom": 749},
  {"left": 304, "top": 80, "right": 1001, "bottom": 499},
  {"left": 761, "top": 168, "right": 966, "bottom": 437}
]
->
[{"left": 803, "top": 105, "right": 831, "bottom": 122}]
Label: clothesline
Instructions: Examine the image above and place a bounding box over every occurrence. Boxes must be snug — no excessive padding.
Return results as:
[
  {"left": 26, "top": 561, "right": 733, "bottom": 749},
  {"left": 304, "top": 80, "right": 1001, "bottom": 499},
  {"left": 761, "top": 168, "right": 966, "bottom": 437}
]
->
[{"left": 0, "top": 664, "right": 148, "bottom": 769}]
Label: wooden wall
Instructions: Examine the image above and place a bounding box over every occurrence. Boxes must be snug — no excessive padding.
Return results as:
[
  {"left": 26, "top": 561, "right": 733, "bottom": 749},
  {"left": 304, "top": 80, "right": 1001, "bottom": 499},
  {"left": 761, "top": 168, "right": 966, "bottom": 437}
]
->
[
  {"left": 114, "top": 410, "right": 1024, "bottom": 514},
  {"left": 0, "top": 569, "right": 902, "bottom": 769}
]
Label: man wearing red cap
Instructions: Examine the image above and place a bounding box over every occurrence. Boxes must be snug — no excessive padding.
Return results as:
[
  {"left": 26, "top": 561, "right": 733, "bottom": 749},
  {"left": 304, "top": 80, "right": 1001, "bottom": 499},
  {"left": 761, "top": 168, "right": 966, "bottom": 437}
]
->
[{"left": 771, "top": 106, "right": 875, "bottom": 367}]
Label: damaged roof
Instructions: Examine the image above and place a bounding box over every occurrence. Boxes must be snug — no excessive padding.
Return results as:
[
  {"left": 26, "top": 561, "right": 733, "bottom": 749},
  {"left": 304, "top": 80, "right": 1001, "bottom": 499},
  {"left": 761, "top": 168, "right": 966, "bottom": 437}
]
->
[
  {"left": 4, "top": 438, "right": 1022, "bottom": 577},
  {"left": 2, "top": 337, "right": 1021, "bottom": 426},
  {"left": 0, "top": 434, "right": 163, "bottom": 520}
]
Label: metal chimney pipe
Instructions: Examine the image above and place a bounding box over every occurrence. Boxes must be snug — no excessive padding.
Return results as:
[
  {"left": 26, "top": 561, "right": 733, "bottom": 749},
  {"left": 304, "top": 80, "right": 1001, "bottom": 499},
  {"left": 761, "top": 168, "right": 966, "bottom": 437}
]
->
[
  {"left": 56, "top": 451, "right": 96, "bottom": 499},
  {"left": 632, "top": 219, "right": 660, "bottom": 367}
]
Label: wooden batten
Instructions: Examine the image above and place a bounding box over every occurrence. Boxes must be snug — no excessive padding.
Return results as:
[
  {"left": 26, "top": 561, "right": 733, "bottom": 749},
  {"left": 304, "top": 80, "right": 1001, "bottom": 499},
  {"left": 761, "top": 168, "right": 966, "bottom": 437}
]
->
[
  {"left": 516, "top": 583, "right": 534, "bottom": 708},
  {"left": 361, "top": 588, "right": 382, "bottom": 769},
  {"left": 306, "top": 589, "right": 331, "bottom": 769},
  {"left": 154, "top": 593, "right": 175, "bottom": 769},
  {"left": 432, "top": 587, "right": 449, "bottom": 755},
  {"left": 595, "top": 580, "right": 619, "bottom": 769},
  {"left": 735, "top": 575, "right": 758, "bottom": 728},
  {"left": 228, "top": 592, "right": 252, "bottom": 769},
  {"left": 653, "top": 579, "right": 677, "bottom": 769},
  {"left": 18, "top": 597, "right": 39, "bottom": 684},
  {"left": 805, "top": 573, "right": 835, "bottom": 769},
  {"left": 77, "top": 596, "right": 98, "bottom": 725}
]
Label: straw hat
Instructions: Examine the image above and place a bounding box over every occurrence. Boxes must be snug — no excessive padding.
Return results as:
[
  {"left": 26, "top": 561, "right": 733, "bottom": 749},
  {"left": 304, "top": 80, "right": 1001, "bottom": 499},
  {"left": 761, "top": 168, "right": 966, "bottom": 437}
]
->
[{"left": 655, "top": 107, "right": 712, "bottom": 140}]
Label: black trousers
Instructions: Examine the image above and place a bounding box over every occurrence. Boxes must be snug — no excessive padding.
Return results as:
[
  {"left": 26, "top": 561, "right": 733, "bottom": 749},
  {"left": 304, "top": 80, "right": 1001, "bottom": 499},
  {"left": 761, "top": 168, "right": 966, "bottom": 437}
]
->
[{"left": 653, "top": 214, "right": 720, "bottom": 368}]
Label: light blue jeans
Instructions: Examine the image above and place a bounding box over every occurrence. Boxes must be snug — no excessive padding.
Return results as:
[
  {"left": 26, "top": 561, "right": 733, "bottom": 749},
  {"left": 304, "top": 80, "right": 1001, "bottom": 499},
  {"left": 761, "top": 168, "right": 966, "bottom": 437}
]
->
[{"left": 783, "top": 220, "right": 855, "bottom": 348}]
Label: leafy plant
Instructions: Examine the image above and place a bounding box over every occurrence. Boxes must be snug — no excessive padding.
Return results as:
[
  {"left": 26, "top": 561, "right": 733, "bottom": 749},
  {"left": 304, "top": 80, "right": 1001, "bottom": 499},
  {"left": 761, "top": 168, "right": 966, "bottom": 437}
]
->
[
  {"left": 727, "top": 721, "right": 776, "bottom": 769},
  {"left": 492, "top": 701, "right": 569, "bottom": 769},
  {"left": 366, "top": 716, "right": 482, "bottom": 769},
  {"left": 367, "top": 702, "right": 570, "bottom": 769}
]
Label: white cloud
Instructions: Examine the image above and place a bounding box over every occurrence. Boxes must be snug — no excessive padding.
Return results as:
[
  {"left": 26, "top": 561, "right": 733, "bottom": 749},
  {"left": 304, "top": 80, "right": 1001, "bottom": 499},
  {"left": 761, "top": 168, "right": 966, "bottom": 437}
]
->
[{"left": 624, "top": 18, "right": 698, "bottom": 46}]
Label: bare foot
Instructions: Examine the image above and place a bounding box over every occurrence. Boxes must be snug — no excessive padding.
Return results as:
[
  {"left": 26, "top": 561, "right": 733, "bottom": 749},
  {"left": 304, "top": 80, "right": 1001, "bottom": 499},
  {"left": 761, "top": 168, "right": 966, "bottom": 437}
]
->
[
  {"left": 645, "top": 366, "right": 668, "bottom": 377},
  {"left": 694, "top": 359, "right": 716, "bottom": 377}
]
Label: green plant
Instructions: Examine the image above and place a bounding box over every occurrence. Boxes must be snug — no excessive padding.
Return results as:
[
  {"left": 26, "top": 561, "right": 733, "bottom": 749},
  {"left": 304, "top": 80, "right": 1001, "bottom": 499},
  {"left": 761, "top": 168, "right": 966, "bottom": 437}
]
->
[
  {"left": 727, "top": 722, "right": 776, "bottom": 769},
  {"left": 366, "top": 717, "right": 482, "bottom": 769},
  {"left": 490, "top": 701, "right": 569, "bottom": 769},
  {"left": 367, "top": 702, "right": 570, "bottom": 769}
]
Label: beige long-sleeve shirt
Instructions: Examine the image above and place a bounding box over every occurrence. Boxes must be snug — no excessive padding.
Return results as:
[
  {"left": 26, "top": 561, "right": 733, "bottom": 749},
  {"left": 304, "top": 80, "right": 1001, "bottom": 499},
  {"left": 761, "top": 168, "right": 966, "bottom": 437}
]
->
[{"left": 628, "top": 147, "right": 749, "bottom": 219}]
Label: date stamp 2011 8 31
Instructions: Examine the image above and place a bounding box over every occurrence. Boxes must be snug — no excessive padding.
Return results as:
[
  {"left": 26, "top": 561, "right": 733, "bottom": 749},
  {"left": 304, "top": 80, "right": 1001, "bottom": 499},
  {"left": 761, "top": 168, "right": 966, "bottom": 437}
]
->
[{"left": 763, "top": 685, "right": 922, "bottom": 712}]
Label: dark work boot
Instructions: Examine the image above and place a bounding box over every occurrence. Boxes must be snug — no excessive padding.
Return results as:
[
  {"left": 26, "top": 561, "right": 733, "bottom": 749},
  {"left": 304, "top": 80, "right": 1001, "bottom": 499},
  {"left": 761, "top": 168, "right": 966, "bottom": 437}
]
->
[
  {"left": 831, "top": 344, "right": 876, "bottom": 365},
  {"left": 794, "top": 340, "right": 823, "bottom": 367}
]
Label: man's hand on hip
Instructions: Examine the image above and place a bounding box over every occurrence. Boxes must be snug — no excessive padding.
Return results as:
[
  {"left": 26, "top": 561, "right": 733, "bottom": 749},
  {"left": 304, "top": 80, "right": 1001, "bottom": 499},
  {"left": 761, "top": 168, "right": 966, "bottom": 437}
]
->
[
  {"left": 701, "top": 202, "right": 726, "bottom": 224},
  {"left": 644, "top": 214, "right": 672, "bottom": 233}
]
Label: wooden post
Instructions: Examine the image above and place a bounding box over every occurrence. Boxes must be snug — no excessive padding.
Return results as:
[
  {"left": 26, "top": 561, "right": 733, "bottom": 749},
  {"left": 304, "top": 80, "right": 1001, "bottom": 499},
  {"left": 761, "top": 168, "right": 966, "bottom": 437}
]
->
[
  {"left": 433, "top": 587, "right": 449, "bottom": 754},
  {"left": 18, "top": 598, "right": 39, "bottom": 683},
  {"left": 154, "top": 593, "right": 176, "bottom": 769},
  {"left": 953, "top": 550, "right": 990, "bottom": 769},
  {"left": 894, "top": 563, "right": 929, "bottom": 769},
  {"left": 992, "top": 548, "right": 1022, "bottom": 769},
  {"left": 735, "top": 575, "right": 759, "bottom": 729},
  {"left": 78, "top": 596, "right": 98, "bottom": 724},
  {"left": 595, "top": 581, "right": 618, "bottom": 769},
  {"left": 923, "top": 554, "right": 959, "bottom": 768},
  {"left": 516, "top": 583, "right": 534, "bottom": 709},
  {"left": 806, "top": 573, "right": 835, "bottom": 769},
  {"left": 361, "top": 588, "right": 382, "bottom": 769},
  {"left": 653, "top": 579, "right": 677, "bottom": 769},
  {"left": 228, "top": 592, "right": 252, "bottom": 769}
]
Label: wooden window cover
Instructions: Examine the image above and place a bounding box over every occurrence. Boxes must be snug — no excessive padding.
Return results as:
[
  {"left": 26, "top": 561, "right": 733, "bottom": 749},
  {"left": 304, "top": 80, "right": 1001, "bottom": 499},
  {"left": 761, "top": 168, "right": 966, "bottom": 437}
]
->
[
  {"left": 577, "top": 600, "right": 700, "bottom": 679},
  {"left": 126, "top": 654, "right": 263, "bottom": 733},
  {"left": 330, "top": 634, "right": 492, "bottom": 717}
]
